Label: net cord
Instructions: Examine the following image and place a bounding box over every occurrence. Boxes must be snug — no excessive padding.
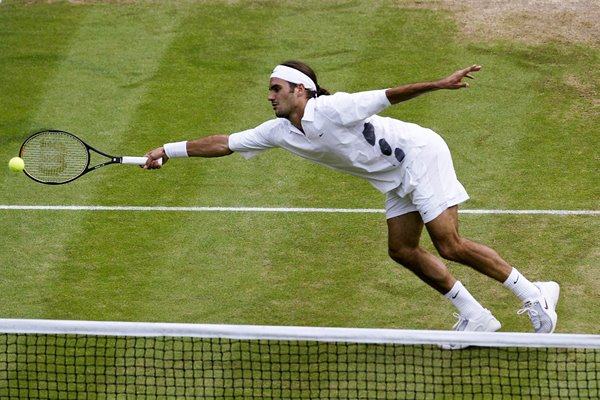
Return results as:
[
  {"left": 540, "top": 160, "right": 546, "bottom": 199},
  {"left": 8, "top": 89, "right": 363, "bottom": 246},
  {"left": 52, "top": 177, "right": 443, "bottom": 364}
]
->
[{"left": 0, "top": 318, "right": 598, "bottom": 349}]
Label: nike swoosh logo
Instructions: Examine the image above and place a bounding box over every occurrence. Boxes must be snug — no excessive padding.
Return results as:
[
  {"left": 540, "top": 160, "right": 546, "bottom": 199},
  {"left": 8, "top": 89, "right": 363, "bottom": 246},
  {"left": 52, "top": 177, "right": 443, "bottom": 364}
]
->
[
  {"left": 513, "top": 275, "right": 519, "bottom": 285},
  {"left": 452, "top": 290, "right": 460, "bottom": 299},
  {"left": 544, "top": 299, "right": 549, "bottom": 310}
]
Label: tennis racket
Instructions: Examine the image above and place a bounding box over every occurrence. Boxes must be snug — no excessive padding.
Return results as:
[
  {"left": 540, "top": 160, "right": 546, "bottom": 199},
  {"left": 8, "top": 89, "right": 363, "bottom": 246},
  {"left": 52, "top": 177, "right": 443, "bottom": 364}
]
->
[{"left": 19, "top": 130, "right": 160, "bottom": 185}]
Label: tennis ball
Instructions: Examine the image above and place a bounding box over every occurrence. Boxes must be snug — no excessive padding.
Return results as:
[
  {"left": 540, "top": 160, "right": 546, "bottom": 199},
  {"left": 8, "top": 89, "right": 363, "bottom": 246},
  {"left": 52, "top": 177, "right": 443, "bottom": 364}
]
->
[{"left": 8, "top": 157, "right": 25, "bottom": 173}]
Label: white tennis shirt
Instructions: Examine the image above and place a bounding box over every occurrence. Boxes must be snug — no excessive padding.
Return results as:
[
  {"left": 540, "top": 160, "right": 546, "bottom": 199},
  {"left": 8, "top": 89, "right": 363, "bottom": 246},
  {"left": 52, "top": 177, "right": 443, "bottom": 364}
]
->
[{"left": 228, "top": 89, "right": 434, "bottom": 194}]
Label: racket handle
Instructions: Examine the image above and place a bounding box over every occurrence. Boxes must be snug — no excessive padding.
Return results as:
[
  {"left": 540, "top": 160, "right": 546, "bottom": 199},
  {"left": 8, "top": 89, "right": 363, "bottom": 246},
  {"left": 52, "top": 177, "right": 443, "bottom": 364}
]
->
[{"left": 121, "top": 156, "right": 163, "bottom": 166}]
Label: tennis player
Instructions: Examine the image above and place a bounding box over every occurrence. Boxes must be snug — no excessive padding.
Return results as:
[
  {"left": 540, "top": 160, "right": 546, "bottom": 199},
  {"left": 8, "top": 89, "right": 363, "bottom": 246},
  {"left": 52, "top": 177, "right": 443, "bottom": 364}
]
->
[{"left": 144, "top": 61, "right": 560, "bottom": 343}]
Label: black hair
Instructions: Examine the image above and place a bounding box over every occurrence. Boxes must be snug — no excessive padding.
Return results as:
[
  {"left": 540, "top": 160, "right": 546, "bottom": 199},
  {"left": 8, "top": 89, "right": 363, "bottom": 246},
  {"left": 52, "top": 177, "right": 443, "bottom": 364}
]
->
[{"left": 280, "top": 60, "right": 330, "bottom": 97}]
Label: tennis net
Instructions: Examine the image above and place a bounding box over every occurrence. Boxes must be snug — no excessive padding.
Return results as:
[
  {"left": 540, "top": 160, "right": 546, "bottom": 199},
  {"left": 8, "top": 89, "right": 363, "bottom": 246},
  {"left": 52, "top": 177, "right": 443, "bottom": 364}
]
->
[{"left": 0, "top": 318, "right": 598, "bottom": 399}]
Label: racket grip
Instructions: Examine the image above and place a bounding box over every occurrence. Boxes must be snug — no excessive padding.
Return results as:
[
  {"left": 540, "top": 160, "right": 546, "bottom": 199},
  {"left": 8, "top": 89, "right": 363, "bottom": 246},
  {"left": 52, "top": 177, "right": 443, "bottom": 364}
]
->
[{"left": 121, "top": 156, "right": 163, "bottom": 166}]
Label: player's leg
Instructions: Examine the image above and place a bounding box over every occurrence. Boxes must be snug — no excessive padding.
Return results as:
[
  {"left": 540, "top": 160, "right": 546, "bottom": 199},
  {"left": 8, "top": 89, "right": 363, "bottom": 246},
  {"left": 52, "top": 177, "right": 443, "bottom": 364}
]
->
[
  {"left": 399, "top": 129, "right": 558, "bottom": 334},
  {"left": 425, "top": 205, "right": 559, "bottom": 334},
  {"left": 386, "top": 211, "right": 455, "bottom": 294},
  {"left": 386, "top": 210, "right": 500, "bottom": 345},
  {"left": 425, "top": 205, "right": 512, "bottom": 282}
]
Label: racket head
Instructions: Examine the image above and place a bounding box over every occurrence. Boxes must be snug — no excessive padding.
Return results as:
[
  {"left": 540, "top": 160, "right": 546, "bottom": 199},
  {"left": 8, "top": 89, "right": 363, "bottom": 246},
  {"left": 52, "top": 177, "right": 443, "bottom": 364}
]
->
[{"left": 19, "top": 130, "right": 90, "bottom": 185}]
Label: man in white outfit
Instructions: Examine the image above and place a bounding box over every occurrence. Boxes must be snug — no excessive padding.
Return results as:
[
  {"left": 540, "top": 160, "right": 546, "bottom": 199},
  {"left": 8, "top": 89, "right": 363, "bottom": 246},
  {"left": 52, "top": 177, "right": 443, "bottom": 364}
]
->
[{"left": 144, "top": 61, "right": 560, "bottom": 347}]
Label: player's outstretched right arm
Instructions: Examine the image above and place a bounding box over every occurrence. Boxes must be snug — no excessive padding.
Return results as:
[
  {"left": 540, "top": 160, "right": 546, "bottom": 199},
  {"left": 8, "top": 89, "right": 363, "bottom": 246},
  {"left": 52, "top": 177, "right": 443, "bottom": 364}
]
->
[{"left": 143, "top": 134, "right": 233, "bottom": 169}]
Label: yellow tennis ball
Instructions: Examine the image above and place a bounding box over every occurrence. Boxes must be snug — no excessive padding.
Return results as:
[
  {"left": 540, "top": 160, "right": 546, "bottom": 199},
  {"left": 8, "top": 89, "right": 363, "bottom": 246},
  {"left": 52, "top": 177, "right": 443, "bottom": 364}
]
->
[{"left": 8, "top": 157, "right": 25, "bottom": 173}]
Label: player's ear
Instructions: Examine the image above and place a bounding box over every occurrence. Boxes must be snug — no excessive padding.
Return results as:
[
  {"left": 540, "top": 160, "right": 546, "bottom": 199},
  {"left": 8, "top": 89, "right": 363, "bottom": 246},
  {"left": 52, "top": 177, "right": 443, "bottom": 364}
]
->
[
  {"left": 296, "top": 83, "right": 306, "bottom": 96},
  {"left": 297, "top": 83, "right": 311, "bottom": 100}
]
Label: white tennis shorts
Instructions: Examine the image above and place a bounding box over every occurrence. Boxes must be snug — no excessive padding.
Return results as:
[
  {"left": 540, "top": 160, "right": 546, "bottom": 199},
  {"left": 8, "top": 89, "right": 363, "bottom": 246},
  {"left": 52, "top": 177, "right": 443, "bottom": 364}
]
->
[{"left": 385, "top": 131, "right": 469, "bottom": 223}]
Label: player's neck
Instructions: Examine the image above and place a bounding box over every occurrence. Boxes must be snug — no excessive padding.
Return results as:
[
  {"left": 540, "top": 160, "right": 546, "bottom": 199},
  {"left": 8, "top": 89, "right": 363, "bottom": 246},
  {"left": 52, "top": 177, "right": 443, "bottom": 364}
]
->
[{"left": 288, "top": 101, "right": 307, "bottom": 133}]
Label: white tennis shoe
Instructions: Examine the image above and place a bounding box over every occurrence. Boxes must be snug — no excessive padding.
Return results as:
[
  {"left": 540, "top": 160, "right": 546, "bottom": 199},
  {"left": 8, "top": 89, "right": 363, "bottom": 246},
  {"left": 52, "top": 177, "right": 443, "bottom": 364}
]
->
[
  {"left": 518, "top": 281, "right": 560, "bottom": 333},
  {"left": 441, "top": 309, "right": 501, "bottom": 350}
]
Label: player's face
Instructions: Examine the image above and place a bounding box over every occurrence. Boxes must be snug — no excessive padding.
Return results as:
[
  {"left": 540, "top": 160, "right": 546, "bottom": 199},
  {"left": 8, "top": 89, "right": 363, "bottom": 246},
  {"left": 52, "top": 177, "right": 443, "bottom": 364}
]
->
[{"left": 268, "top": 78, "right": 300, "bottom": 119}]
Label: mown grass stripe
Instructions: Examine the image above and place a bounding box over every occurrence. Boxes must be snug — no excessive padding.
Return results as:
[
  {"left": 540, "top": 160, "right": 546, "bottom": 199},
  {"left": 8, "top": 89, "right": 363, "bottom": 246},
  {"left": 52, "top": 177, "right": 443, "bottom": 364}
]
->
[{"left": 14, "top": 4, "right": 190, "bottom": 318}]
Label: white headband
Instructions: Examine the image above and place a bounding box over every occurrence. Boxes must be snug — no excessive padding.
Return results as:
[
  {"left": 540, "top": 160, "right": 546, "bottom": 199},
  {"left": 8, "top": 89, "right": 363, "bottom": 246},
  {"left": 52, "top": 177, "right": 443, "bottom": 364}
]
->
[{"left": 270, "top": 65, "right": 317, "bottom": 91}]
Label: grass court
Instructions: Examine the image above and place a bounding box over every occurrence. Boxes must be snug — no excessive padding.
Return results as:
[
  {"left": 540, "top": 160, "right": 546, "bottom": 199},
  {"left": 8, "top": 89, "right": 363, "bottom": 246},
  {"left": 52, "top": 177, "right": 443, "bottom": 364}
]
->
[{"left": 0, "top": 0, "right": 598, "bottom": 335}]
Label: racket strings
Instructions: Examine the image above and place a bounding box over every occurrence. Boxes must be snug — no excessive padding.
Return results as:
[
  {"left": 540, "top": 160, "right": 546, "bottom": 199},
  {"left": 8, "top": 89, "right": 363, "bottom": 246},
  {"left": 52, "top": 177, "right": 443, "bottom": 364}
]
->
[{"left": 21, "top": 132, "right": 89, "bottom": 183}]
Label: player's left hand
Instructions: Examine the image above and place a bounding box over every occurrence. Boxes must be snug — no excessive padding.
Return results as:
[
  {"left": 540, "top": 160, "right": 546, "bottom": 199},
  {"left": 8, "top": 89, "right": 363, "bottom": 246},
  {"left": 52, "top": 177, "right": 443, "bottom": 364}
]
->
[{"left": 443, "top": 65, "right": 482, "bottom": 89}]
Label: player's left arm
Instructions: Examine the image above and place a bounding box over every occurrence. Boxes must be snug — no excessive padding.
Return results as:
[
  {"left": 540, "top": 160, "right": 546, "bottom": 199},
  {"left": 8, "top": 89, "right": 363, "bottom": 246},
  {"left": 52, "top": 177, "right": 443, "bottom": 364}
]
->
[{"left": 385, "top": 64, "right": 481, "bottom": 105}]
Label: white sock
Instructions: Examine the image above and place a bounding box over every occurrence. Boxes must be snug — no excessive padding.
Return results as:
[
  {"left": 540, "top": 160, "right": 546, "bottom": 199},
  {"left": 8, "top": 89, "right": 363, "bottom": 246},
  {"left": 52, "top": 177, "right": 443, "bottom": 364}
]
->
[
  {"left": 444, "top": 281, "right": 485, "bottom": 319},
  {"left": 503, "top": 267, "right": 540, "bottom": 302}
]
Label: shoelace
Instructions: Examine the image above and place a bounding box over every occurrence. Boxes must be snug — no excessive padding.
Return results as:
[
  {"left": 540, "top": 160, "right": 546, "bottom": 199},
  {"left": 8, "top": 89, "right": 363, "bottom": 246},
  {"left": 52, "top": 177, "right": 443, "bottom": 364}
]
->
[
  {"left": 451, "top": 312, "right": 469, "bottom": 331},
  {"left": 517, "top": 301, "right": 541, "bottom": 329}
]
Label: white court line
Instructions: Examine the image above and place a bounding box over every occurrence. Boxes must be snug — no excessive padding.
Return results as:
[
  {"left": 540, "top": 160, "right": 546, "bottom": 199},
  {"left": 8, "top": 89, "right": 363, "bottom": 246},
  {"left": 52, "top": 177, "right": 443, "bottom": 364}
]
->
[{"left": 0, "top": 205, "right": 598, "bottom": 215}]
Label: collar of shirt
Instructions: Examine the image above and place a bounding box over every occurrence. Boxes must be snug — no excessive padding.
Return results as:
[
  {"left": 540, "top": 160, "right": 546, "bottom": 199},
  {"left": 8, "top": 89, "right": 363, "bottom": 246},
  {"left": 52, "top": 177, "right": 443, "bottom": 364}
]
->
[{"left": 287, "top": 97, "right": 316, "bottom": 136}]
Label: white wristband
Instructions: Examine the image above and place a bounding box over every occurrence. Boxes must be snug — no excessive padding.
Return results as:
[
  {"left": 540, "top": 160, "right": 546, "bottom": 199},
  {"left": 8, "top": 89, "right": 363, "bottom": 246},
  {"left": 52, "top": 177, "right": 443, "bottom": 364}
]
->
[{"left": 163, "top": 141, "right": 188, "bottom": 158}]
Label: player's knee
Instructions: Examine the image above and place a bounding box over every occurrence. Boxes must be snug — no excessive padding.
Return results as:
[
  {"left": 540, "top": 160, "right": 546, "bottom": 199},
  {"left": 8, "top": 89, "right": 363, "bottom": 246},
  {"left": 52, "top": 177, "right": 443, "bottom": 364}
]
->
[
  {"left": 435, "top": 240, "right": 463, "bottom": 262},
  {"left": 388, "top": 245, "right": 416, "bottom": 267}
]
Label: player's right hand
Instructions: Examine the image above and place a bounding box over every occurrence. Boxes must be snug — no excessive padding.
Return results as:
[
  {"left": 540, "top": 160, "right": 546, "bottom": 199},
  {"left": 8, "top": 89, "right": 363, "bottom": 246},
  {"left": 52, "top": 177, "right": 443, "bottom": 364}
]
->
[{"left": 143, "top": 147, "right": 168, "bottom": 169}]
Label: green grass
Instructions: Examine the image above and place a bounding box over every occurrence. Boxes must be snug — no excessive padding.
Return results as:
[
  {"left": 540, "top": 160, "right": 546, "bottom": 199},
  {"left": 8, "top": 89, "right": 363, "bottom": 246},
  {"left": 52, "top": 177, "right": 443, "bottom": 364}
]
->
[
  {"left": 0, "top": 1, "right": 598, "bottom": 398},
  {"left": 0, "top": 0, "right": 598, "bottom": 331}
]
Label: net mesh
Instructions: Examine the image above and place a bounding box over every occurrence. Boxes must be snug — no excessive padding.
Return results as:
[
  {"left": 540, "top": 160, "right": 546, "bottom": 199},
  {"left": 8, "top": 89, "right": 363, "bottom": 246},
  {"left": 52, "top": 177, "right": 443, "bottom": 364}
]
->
[{"left": 0, "top": 321, "right": 598, "bottom": 399}]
